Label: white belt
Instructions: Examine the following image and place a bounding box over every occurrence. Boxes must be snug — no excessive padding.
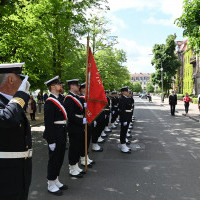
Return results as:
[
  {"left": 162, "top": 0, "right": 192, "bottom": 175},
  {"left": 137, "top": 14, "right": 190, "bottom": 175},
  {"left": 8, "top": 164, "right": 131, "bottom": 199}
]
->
[
  {"left": 125, "top": 110, "right": 132, "bottom": 113},
  {"left": 105, "top": 109, "right": 110, "bottom": 111},
  {"left": 114, "top": 105, "right": 118, "bottom": 107},
  {"left": 75, "top": 114, "right": 83, "bottom": 118},
  {"left": 0, "top": 149, "right": 33, "bottom": 159},
  {"left": 54, "top": 120, "right": 67, "bottom": 124}
]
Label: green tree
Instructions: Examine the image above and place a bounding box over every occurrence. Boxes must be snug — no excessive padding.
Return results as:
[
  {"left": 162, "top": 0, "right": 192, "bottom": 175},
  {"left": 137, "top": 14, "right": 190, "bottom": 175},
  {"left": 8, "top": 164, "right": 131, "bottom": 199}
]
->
[
  {"left": 130, "top": 82, "right": 143, "bottom": 93},
  {"left": 146, "top": 82, "right": 154, "bottom": 93},
  {"left": 175, "top": 0, "right": 200, "bottom": 54},
  {"left": 151, "top": 35, "right": 181, "bottom": 95}
]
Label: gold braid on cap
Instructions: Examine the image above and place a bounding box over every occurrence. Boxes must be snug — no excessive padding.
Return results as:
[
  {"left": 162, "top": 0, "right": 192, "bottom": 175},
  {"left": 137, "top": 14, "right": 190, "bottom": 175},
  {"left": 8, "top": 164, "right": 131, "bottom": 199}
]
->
[{"left": 10, "top": 97, "right": 25, "bottom": 108}]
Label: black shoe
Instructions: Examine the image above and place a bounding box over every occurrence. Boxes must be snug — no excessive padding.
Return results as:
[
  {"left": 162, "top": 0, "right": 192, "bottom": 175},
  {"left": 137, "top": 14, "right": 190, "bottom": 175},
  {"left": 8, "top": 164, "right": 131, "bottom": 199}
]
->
[
  {"left": 90, "top": 160, "right": 96, "bottom": 165},
  {"left": 127, "top": 135, "right": 132, "bottom": 139},
  {"left": 48, "top": 189, "right": 63, "bottom": 196},
  {"left": 80, "top": 170, "right": 86, "bottom": 174},
  {"left": 126, "top": 141, "right": 131, "bottom": 145},
  {"left": 59, "top": 184, "right": 68, "bottom": 190},
  {"left": 81, "top": 163, "right": 93, "bottom": 168},
  {"left": 70, "top": 173, "right": 83, "bottom": 178},
  {"left": 128, "top": 130, "right": 131, "bottom": 133},
  {"left": 92, "top": 148, "right": 103, "bottom": 152}
]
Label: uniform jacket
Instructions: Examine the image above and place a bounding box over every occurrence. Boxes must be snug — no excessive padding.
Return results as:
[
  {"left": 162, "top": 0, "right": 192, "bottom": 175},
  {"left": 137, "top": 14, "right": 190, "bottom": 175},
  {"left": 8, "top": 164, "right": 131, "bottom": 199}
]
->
[
  {"left": 0, "top": 91, "right": 32, "bottom": 197},
  {"left": 119, "top": 95, "right": 133, "bottom": 122},
  {"left": 63, "top": 91, "right": 84, "bottom": 131},
  {"left": 111, "top": 96, "right": 119, "bottom": 111},
  {"left": 43, "top": 94, "right": 67, "bottom": 144},
  {"left": 105, "top": 96, "right": 111, "bottom": 115},
  {"left": 169, "top": 95, "right": 177, "bottom": 105}
]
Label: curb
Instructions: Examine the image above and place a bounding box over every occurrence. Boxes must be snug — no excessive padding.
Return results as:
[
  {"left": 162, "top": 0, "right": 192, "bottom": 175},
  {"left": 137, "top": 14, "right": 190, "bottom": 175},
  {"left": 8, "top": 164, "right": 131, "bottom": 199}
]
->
[{"left": 153, "top": 99, "right": 200, "bottom": 123}]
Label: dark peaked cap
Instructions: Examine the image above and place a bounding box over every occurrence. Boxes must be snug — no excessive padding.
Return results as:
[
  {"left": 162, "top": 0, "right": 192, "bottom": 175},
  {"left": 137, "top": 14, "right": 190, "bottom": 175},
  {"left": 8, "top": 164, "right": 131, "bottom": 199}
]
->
[
  {"left": 121, "top": 86, "right": 128, "bottom": 92},
  {"left": 0, "top": 63, "right": 24, "bottom": 74},
  {"left": 44, "top": 76, "right": 61, "bottom": 87},
  {"left": 80, "top": 82, "right": 86, "bottom": 89},
  {"left": 67, "top": 79, "right": 79, "bottom": 85}
]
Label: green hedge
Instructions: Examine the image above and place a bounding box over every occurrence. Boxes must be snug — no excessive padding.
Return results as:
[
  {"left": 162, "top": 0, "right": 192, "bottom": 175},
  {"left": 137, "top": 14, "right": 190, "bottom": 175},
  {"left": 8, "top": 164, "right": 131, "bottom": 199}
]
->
[{"left": 192, "top": 98, "right": 199, "bottom": 104}]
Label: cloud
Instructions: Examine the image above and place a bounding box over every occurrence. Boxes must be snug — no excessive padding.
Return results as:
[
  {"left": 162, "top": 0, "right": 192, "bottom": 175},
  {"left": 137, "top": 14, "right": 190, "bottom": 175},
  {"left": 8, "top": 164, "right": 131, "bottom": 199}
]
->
[
  {"left": 115, "top": 38, "right": 154, "bottom": 73},
  {"left": 108, "top": 0, "right": 184, "bottom": 19},
  {"left": 108, "top": 15, "right": 128, "bottom": 33},
  {"left": 143, "top": 17, "right": 174, "bottom": 26}
]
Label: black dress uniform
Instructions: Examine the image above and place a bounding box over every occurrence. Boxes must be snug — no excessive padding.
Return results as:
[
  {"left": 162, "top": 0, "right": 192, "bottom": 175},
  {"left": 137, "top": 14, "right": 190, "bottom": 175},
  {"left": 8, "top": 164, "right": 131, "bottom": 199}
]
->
[
  {"left": 169, "top": 93, "right": 177, "bottom": 116},
  {"left": 119, "top": 94, "right": 133, "bottom": 145},
  {"left": 111, "top": 93, "right": 119, "bottom": 124},
  {"left": 43, "top": 93, "right": 67, "bottom": 181},
  {"left": 104, "top": 91, "right": 111, "bottom": 132},
  {"left": 63, "top": 91, "right": 84, "bottom": 166},
  {"left": 0, "top": 64, "right": 32, "bottom": 200}
]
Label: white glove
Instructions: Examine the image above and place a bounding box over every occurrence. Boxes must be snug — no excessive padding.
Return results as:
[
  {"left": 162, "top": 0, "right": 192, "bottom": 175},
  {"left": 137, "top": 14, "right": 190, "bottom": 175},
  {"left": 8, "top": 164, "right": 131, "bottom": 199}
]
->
[
  {"left": 84, "top": 103, "right": 87, "bottom": 108},
  {"left": 18, "top": 75, "right": 30, "bottom": 94},
  {"left": 112, "top": 111, "right": 115, "bottom": 114},
  {"left": 105, "top": 115, "right": 107, "bottom": 119},
  {"left": 123, "top": 122, "right": 128, "bottom": 126},
  {"left": 94, "top": 121, "right": 97, "bottom": 127},
  {"left": 83, "top": 117, "right": 87, "bottom": 124},
  {"left": 49, "top": 143, "right": 56, "bottom": 151}
]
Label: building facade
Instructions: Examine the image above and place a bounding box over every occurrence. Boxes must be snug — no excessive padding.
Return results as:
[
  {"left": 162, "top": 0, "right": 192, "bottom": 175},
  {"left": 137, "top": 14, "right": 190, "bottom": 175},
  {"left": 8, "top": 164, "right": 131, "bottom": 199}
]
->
[{"left": 130, "top": 73, "right": 155, "bottom": 92}]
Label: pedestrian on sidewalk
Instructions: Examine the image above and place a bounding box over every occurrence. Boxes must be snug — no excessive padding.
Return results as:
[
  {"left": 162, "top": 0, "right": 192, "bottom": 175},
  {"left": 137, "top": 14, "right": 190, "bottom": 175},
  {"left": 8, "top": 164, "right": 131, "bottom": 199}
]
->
[
  {"left": 169, "top": 91, "right": 177, "bottom": 116},
  {"left": 37, "top": 91, "right": 43, "bottom": 114},
  {"left": 198, "top": 93, "right": 200, "bottom": 112},
  {"left": 28, "top": 95, "right": 37, "bottom": 121},
  {"left": 183, "top": 93, "right": 191, "bottom": 115}
]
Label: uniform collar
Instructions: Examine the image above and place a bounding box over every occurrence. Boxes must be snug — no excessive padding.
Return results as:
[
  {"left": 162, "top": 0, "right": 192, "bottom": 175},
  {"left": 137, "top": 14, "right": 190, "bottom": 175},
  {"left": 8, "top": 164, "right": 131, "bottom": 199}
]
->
[
  {"left": 50, "top": 93, "right": 58, "bottom": 99},
  {"left": 0, "top": 92, "right": 13, "bottom": 101}
]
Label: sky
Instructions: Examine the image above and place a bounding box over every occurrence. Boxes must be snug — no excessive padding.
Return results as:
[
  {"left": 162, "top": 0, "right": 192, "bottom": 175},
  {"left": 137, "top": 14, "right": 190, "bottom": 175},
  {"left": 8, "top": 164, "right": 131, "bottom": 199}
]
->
[{"left": 104, "top": 0, "right": 185, "bottom": 74}]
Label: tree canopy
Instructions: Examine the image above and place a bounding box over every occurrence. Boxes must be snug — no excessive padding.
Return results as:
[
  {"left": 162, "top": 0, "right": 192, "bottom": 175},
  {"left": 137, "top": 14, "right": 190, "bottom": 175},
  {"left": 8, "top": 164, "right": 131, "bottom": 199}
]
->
[
  {"left": 151, "top": 34, "right": 181, "bottom": 94},
  {"left": 0, "top": 0, "right": 131, "bottom": 91},
  {"left": 175, "top": 0, "right": 200, "bottom": 54}
]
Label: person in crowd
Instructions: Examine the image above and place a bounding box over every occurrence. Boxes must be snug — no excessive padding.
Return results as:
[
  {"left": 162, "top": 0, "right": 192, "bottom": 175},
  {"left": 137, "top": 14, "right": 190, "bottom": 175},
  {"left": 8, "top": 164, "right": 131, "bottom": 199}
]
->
[
  {"left": 28, "top": 95, "right": 37, "bottom": 121},
  {"left": 43, "top": 92, "right": 49, "bottom": 102},
  {"left": 198, "top": 93, "right": 200, "bottom": 112},
  {"left": 118, "top": 86, "right": 132, "bottom": 153},
  {"left": 37, "top": 91, "right": 43, "bottom": 114},
  {"left": 0, "top": 63, "right": 32, "bottom": 200},
  {"left": 169, "top": 91, "right": 177, "bottom": 116},
  {"left": 63, "top": 79, "right": 86, "bottom": 178},
  {"left": 43, "top": 76, "right": 68, "bottom": 196},
  {"left": 183, "top": 93, "right": 191, "bottom": 115}
]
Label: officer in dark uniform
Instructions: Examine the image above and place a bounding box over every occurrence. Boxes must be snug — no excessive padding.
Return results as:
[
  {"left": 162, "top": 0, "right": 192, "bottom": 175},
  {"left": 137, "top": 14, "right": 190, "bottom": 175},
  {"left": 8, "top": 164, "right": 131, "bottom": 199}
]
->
[
  {"left": 79, "top": 83, "right": 95, "bottom": 167},
  {"left": 43, "top": 76, "right": 68, "bottom": 196},
  {"left": 63, "top": 79, "right": 86, "bottom": 177},
  {"left": 169, "top": 91, "right": 177, "bottom": 116},
  {"left": 118, "top": 86, "right": 132, "bottom": 153},
  {"left": 0, "top": 63, "right": 32, "bottom": 200},
  {"left": 111, "top": 90, "right": 119, "bottom": 129},
  {"left": 104, "top": 90, "right": 111, "bottom": 133},
  {"left": 58, "top": 82, "right": 65, "bottom": 103}
]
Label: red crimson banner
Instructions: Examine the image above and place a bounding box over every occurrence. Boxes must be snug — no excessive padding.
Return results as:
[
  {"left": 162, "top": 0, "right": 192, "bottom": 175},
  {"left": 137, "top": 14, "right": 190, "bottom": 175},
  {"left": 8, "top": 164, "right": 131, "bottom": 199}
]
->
[{"left": 86, "top": 48, "right": 108, "bottom": 124}]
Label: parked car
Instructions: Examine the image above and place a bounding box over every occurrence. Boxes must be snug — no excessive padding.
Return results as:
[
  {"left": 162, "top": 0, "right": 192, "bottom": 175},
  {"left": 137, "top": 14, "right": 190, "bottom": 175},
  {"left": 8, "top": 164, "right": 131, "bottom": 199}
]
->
[{"left": 141, "top": 93, "right": 147, "bottom": 99}]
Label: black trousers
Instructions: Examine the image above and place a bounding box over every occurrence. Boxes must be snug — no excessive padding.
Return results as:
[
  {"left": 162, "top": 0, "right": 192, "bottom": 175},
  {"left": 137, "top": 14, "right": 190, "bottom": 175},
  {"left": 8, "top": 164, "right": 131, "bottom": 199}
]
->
[
  {"left": 170, "top": 104, "right": 176, "bottom": 115},
  {"left": 185, "top": 102, "right": 189, "bottom": 113},
  {"left": 1, "top": 190, "right": 29, "bottom": 200},
  {"left": 68, "top": 127, "right": 83, "bottom": 165},
  {"left": 111, "top": 110, "right": 118, "bottom": 123},
  {"left": 30, "top": 113, "right": 35, "bottom": 120},
  {"left": 80, "top": 125, "right": 93, "bottom": 157},
  {"left": 120, "top": 122, "right": 129, "bottom": 144},
  {"left": 47, "top": 142, "right": 66, "bottom": 180},
  {"left": 105, "top": 113, "right": 110, "bottom": 126}
]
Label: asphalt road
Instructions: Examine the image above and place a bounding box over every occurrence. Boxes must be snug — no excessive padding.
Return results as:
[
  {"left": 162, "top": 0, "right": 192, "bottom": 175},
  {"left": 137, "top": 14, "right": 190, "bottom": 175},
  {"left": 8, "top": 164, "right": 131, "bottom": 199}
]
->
[{"left": 29, "top": 97, "right": 200, "bottom": 200}]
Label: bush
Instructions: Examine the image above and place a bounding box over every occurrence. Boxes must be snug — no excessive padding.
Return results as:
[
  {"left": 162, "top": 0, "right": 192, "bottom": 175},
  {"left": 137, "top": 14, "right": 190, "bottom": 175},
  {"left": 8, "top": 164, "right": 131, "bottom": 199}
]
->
[
  {"left": 176, "top": 94, "right": 184, "bottom": 100},
  {"left": 192, "top": 98, "right": 199, "bottom": 104}
]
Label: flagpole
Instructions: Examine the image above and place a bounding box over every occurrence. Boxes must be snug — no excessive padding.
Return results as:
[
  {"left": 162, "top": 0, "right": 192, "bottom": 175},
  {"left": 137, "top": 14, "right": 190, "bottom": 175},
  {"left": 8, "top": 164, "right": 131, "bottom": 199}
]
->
[{"left": 85, "top": 36, "right": 90, "bottom": 172}]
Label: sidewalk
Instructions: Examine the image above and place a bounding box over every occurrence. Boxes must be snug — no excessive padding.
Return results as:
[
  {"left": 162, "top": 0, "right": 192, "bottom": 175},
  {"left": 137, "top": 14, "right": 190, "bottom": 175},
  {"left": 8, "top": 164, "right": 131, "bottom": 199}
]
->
[
  {"left": 26, "top": 110, "right": 44, "bottom": 127},
  {"left": 151, "top": 95, "right": 200, "bottom": 122}
]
